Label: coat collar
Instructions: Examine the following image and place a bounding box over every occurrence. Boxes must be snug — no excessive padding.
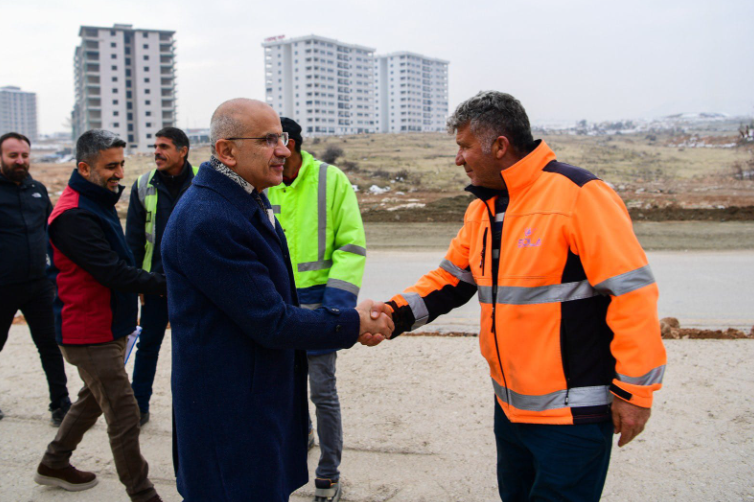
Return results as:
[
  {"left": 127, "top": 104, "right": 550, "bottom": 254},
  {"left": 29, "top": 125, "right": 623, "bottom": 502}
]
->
[
  {"left": 68, "top": 168, "right": 123, "bottom": 207},
  {"left": 284, "top": 150, "right": 316, "bottom": 190},
  {"left": 194, "top": 161, "right": 284, "bottom": 245},
  {"left": 499, "top": 140, "right": 557, "bottom": 196}
]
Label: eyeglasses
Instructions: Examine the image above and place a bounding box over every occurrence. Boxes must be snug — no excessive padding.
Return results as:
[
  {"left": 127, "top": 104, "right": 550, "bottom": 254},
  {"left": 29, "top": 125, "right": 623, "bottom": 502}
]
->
[{"left": 224, "top": 132, "right": 289, "bottom": 148}]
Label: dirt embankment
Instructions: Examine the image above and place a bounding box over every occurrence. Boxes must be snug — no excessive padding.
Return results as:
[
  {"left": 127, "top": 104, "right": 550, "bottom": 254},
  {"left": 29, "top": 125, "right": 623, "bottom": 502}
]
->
[
  {"left": 361, "top": 193, "right": 754, "bottom": 223},
  {"left": 402, "top": 318, "right": 754, "bottom": 340}
]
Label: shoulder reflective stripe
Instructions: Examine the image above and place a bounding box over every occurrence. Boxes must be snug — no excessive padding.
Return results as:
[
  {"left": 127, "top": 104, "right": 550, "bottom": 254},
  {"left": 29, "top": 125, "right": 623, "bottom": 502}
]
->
[
  {"left": 300, "top": 303, "right": 322, "bottom": 310},
  {"left": 439, "top": 259, "right": 475, "bottom": 285},
  {"left": 326, "top": 278, "right": 360, "bottom": 296},
  {"left": 145, "top": 232, "right": 155, "bottom": 244},
  {"left": 336, "top": 244, "right": 366, "bottom": 257},
  {"left": 492, "top": 379, "right": 612, "bottom": 412},
  {"left": 298, "top": 260, "right": 333, "bottom": 272},
  {"left": 595, "top": 265, "right": 655, "bottom": 297},
  {"left": 498, "top": 280, "right": 597, "bottom": 305},
  {"left": 478, "top": 286, "right": 494, "bottom": 304},
  {"left": 317, "top": 162, "right": 329, "bottom": 262},
  {"left": 403, "top": 292, "right": 429, "bottom": 330},
  {"left": 272, "top": 204, "right": 281, "bottom": 214},
  {"left": 495, "top": 212, "right": 505, "bottom": 222},
  {"left": 492, "top": 250, "right": 500, "bottom": 259},
  {"left": 617, "top": 365, "right": 665, "bottom": 386}
]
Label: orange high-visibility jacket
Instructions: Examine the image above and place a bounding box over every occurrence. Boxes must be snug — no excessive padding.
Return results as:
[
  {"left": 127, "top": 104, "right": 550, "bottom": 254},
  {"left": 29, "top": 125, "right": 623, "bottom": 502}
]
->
[{"left": 388, "top": 141, "right": 666, "bottom": 425}]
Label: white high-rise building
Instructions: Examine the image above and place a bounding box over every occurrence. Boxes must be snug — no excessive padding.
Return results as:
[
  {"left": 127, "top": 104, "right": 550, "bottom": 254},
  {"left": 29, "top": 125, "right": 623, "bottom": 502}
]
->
[
  {"left": 72, "top": 24, "right": 177, "bottom": 152},
  {"left": 375, "top": 52, "right": 449, "bottom": 133},
  {"left": 263, "top": 35, "right": 376, "bottom": 135},
  {"left": 0, "top": 86, "right": 38, "bottom": 140}
]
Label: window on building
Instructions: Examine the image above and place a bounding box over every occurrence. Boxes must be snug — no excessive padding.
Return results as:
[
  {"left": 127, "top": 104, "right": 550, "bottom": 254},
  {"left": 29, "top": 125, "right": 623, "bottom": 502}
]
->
[
  {"left": 112, "top": 76, "right": 118, "bottom": 82},
  {"left": 126, "top": 69, "right": 131, "bottom": 76},
  {"left": 144, "top": 66, "right": 150, "bottom": 72},
  {"left": 127, "top": 113, "right": 133, "bottom": 120},
  {"left": 127, "top": 102, "right": 133, "bottom": 110},
  {"left": 144, "top": 77, "right": 150, "bottom": 83},
  {"left": 110, "top": 42, "right": 116, "bottom": 48},
  {"left": 125, "top": 58, "right": 131, "bottom": 65},
  {"left": 145, "top": 89, "right": 151, "bottom": 94},
  {"left": 143, "top": 33, "right": 148, "bottom": 38},
  {"left": 146, "top": 122, "right": 152, "bottom": 127},
  {"left": 113, "top": 111, "right": 119, "bottom": 116},
  {"left": 112, "top": 88, "right": 118, "bottom": 93},
  {"left": 144, "top": 55, "right": 149, "bottom": 60},
  {"left": 113, "top": 122, "right": 120, "bottom": 127},
  {"left": 110, "top": 54, "right": 116, "bottom": 59},
  {"left": 112, "top": 99, "right": 118, "bottom": 105},
  {"left": 146, "top": 111, "right": 152, "bottom": 117},
  {"left": 125, "top": 47, "right": 131, "bottom": 55},
  {"left": 111, "top": 65, "right": 117, "bottom": 70},
  {"left": 146, "top": 134, "right": 153, "bottom": 139},
  {"left": 145, "top": 100, "right": 151, "bottom": 105}
]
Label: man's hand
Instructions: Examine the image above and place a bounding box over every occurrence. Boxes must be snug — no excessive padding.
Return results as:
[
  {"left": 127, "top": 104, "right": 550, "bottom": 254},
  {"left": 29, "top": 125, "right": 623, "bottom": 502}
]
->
[
  {"left": 355, "top": 300, "right": 394, "bottom": 346},
  {"left": 612, "top": 397, "right": 651, "bottom": 447}
]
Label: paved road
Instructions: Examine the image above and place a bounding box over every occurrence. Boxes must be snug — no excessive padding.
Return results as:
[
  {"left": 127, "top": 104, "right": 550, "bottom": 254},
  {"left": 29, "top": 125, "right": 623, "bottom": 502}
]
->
[{"left": 361, "top": 250, "right": 754, "bottom": 331}]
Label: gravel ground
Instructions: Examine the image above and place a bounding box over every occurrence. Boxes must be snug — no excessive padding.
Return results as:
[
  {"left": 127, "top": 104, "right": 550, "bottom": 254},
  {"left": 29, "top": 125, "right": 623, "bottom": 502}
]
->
[{"left": 1, "top": 326, "right": 752, "bottom": 502}]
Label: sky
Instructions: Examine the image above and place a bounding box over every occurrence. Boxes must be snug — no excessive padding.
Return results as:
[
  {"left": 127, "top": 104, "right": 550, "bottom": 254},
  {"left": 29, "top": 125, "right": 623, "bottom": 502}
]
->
[{"left": 2, "top": 0, "right": 752, "bottom": 134}]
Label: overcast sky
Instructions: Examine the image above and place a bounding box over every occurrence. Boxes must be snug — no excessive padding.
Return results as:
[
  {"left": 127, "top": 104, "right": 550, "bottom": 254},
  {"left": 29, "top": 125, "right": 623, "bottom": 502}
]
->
[{"left": 3, "top": 0, "right": 752, "bottom": 134}]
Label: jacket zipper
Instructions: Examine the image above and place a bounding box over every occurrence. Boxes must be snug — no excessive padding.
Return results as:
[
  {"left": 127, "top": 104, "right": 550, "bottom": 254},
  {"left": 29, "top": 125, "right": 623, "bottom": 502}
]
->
[
  {"left": 483, "top": 199, "right": 510, "bottom": 405},
  {"left": 480, "top": 227, "right": 488, "bottom": 275}
]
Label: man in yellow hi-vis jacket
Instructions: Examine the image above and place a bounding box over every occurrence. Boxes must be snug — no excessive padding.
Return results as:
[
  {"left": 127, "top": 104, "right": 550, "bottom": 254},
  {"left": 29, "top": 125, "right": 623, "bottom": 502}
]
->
[{"left": 268, "top": 118, "right": 365, "bottom": 502}]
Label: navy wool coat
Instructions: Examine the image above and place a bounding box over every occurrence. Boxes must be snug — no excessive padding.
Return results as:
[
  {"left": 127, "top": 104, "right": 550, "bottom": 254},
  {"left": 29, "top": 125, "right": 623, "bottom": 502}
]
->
[{"left": 161, "top": 164, "right": 360, "bottom": 502}]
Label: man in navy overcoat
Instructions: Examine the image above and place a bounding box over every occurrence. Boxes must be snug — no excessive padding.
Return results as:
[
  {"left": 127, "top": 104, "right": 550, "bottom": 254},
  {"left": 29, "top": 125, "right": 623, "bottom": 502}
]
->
[{"left": 161, "top": 99, "right": 391, "bottom": 501}]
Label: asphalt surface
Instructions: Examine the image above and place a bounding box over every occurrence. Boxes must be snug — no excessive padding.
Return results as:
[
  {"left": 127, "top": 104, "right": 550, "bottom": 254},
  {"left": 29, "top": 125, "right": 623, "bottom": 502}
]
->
[{"left": 361, "top": 250, "right": 754, "bottom": 332}]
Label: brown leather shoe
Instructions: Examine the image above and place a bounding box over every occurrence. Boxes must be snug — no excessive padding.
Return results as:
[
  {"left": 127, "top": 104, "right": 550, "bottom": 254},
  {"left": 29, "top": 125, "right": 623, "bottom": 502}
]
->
[{"left": 34, "top": 463, "right": 98, "bottom": 491}]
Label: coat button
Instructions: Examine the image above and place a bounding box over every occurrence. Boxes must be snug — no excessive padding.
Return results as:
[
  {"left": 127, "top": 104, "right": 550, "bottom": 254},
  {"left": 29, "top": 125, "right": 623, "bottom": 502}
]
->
[
  {"left": 335, "top": 325, "right": 342, "bottom": 332},
  {"left": 331, "top": 308, "right": 340, "bottom": 314}
]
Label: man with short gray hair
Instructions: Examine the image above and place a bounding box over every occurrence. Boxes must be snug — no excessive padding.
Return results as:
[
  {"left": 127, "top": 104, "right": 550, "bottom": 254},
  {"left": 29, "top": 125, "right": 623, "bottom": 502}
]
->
[
  {"left": 35, "top": 130, "right": 167, "bottom": 502},
  {"left": 385, "top": 91, "right": 666, "bottom": 501}
]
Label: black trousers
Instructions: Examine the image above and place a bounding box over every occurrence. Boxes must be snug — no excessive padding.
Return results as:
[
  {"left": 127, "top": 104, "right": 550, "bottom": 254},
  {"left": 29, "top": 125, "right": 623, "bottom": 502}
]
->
[{"left": 0, "top": 279, "right": 69, "bottom": 409}]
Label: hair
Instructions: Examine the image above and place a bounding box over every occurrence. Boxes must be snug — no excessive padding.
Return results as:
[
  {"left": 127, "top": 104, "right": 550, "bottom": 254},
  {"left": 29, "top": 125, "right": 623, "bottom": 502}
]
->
[
  {"left": 76, "top": 129, "right": 127, "bottom": 165},
  {"left": 156, "top": 127, "right": 190, "bottom": 158},
  {"left": 447, "top": 91, "right": 535, "bottom": 156},
  {"left": 0, "top": 132, "right": 31, "bottom": 153},
  {"left": 280, "top": 117, "right": 303, "bottom": 153},
  {"left": 210, "top": 98, "right": 256, "bottom": 155}
]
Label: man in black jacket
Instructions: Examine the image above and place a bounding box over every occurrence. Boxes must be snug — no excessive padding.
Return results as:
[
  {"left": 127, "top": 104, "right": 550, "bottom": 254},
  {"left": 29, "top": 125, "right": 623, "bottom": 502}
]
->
[
  {"left": 126, "top": 127, "right": 196, "bottom": 425},
  {"left": 0, "top": 132, "right": 70, "bottom": 426}
]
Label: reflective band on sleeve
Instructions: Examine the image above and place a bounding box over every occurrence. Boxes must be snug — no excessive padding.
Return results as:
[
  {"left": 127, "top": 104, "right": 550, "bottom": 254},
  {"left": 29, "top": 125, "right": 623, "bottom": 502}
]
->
[
  {"left": 617, "top": 365, "right": 666, "bottom": 386},
  {"left": 326, "top": 278, "right": 360, "bottom": 296},
  {"left": 492, "top": 379, "right": 612, "bottom": 412},
  {"left": 317, "top": 163, "right": 329, "bottom": 262},
  {"left": 145, "top": 232, "right": 154, "bottom": 244},
  {"left": 439, "top": 259, "right": 475, "bottom": 285},
  {"left": 298, "top": 260, "right": 333, "bottom": 272},
  {"left": 337, "top": 244, "right": 366, "bottom": 257},
  {"left": 495, "top": 212, "right": 505, "bottom": 222},
  {"left": 595, "top": 265, "right": 655, "bottom": 297},
  {"left": 300, "top": 303, "right": 322, "bottom": 311},
  {"left": 272, "top": 204, "right": 281, "bottom": 214},
  {"left": 403, "top": 292, "right": 429, "bottom": 330},
  {"left": 497, "top": 280, "right": 597, "bottom": 305},
  {"left": 137, "top": 171, "right": 152, "bottom": 207}
]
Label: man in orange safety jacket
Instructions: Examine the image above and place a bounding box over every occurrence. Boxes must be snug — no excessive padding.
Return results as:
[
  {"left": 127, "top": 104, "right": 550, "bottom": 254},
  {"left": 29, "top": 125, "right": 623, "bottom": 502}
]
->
[{"left": 385, "top": 91, "right": 666, "bottom": 502}]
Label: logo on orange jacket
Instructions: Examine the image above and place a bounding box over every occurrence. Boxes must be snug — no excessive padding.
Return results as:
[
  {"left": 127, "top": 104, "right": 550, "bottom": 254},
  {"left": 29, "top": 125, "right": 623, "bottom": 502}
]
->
[{"left": 518, "top": 228, "right": 541, "bottom": 248}]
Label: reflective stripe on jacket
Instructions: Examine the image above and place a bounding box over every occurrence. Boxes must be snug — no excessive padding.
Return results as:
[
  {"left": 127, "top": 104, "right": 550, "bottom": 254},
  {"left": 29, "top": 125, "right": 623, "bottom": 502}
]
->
[
  {"left": 268, "top": 150, "right": 366, "bottom": 311},
  {"left": 135, "top": 165, "right": 199, "bottom": 272},
  {"left": 389, "top": 141, "right": 666, "bottom": 425}
]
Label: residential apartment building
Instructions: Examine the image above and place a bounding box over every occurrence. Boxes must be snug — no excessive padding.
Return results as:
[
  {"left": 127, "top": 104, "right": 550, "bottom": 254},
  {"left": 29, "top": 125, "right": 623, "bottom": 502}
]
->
[
  {"left": 263, "top": 35, "right": 376, "bottom": 135},
  {"left": 72, "top": 24, "right": 177, "bottom": 152},
  {"left": 375, "top": 52, "right": 449, "bottom": 133},
  {"left": 0, "top": 86, "right": 38, "bottom": 140}
]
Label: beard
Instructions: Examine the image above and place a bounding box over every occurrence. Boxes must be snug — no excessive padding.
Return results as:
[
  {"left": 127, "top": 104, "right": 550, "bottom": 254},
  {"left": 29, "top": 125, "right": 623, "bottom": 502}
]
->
[{"left": 1, "top": 159, "right": 30, "bottom": 183}]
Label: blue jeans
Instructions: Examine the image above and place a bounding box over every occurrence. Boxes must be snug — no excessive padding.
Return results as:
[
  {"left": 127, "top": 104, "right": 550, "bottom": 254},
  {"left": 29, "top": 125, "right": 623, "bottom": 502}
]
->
[
  {"left": 131, "top": 294, "right": 169, "bottom": 413},
  {"left": 308, "top": 352, "right": 342, "bottom": 481},
  {"left": 494, "top": 400, "right": 613, "bottom": 502}
]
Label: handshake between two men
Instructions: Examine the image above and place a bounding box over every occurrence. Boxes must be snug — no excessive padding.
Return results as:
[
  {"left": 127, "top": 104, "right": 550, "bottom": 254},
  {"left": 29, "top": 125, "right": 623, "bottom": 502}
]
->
[{"left": 354, "top": 299, "right": 395, "bottom": 347}]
